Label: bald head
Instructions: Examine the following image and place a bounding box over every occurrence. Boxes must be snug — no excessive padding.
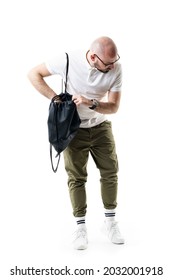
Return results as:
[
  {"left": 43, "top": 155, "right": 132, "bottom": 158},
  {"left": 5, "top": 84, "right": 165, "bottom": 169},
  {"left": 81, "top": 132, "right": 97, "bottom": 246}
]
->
[{"left": 90, "top": 36, "right": 118, "bottom": 59}]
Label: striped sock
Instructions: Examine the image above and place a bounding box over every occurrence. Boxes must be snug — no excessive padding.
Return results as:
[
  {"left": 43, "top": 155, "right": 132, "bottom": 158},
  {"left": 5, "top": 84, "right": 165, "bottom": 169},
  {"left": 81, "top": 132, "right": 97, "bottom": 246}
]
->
[
  {"left": 104, "top": 209, "right": 116, "bottom": 221},
  {"left": 75, "top": 216, "right": 86, "bottom": 227}
]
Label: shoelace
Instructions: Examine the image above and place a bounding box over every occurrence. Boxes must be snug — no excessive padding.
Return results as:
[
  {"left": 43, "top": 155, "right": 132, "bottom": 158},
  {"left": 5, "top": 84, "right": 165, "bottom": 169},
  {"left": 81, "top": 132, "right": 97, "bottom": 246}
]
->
[
  {"left": 110, "top": 222, "right": 121, "bottom": 236},
  {"left": 77, "top": 229, "right": 87, "bottom": 238},
  {"left": 73, "top": 229, "right": 87, "bottom": 240}
]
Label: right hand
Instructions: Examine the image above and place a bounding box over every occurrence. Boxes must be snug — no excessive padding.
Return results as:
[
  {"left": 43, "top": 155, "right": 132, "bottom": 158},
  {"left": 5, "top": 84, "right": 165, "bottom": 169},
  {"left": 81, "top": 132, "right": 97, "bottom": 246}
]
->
[{"left": 52, "top": 95, "right": 62, "bottom": 103}]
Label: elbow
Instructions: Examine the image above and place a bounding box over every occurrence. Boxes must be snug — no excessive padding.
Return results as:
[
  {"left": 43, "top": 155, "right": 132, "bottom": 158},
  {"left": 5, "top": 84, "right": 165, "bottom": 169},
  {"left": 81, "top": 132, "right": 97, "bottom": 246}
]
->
[
  {"left": 111, "top": 103, "right": 119, "bottom": 114},
  {"left": 27, "top": 69, "right": 34, "bottom": 82},
  {"left": 113, "top": 107, "right": 119, "bottom": 114},
  {"left": 27, "top": 68, "right": 41, "bottom": 84}
]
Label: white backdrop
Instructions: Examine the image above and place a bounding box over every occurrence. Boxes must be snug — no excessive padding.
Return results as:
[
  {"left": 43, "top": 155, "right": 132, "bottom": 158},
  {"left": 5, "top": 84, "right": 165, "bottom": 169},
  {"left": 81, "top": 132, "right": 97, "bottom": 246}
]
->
[{"left": 0, "top": 0, "right": 172, "bottom": 279}]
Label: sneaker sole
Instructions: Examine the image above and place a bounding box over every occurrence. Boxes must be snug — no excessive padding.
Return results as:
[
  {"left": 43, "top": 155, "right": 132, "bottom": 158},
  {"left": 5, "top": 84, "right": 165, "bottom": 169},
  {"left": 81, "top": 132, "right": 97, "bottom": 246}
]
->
[{"left": 74, "top": 244, "right": 88, "bottom": 250}]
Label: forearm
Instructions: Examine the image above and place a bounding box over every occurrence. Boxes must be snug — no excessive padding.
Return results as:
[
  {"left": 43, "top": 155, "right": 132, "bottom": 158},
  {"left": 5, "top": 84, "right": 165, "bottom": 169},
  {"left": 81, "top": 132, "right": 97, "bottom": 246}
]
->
[
  {"left": 93, "top": 101, "right": 119, "bottom": 114},
  {"left": 72, "top": 96, "right": 119, "bottom": 114},
  {"left": 28, "top": 71, "right": 57, "bottom": 100}
]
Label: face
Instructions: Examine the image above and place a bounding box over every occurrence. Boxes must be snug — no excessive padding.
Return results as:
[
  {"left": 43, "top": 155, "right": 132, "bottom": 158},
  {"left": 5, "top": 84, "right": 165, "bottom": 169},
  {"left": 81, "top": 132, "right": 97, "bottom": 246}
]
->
[{"left": 93, "top": 53, "right": 120, "bottom": 73}]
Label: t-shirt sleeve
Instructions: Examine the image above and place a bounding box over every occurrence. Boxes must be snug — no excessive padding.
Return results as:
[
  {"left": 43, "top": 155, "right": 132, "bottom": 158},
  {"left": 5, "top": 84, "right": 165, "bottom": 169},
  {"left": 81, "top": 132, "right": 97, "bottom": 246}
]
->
[
  {"left": 44, "top": 52, "right": 67, "bottom": 78},
  {"left": 110, "top": 64, "right": 122, "bottom": 92}
]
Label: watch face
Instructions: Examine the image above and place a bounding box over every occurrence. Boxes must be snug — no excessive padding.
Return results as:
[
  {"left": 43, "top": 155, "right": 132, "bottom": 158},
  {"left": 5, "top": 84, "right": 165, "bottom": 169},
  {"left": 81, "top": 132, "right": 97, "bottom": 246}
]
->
[
  {"left": 89, "top": 99, "right": 99, "bottom": 110},
  {"left": 93, "top": 99, "right": 99, "bottom": 107},
  {"left": 95, "top": 100, "right": 99, "bottom": 106}
]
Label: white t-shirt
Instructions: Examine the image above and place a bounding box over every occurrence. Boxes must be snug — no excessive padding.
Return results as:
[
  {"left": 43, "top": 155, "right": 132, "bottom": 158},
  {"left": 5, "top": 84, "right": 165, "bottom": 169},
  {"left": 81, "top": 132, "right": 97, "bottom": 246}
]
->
[{"left": 45, "top": 50, "right": 122, "bottom": 128}]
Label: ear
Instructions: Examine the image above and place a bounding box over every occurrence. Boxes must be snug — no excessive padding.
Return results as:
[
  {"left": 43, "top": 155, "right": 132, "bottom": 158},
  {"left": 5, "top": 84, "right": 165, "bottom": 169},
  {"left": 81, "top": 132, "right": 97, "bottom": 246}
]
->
[{"left": 90, "top": 54, "right": 96, "bottom": 62}]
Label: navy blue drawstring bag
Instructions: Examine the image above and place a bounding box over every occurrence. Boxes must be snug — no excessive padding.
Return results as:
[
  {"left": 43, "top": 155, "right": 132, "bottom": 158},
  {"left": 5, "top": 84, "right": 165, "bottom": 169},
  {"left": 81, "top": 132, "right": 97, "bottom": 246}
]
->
[{"left": 47, "top": 53, "right": 81, "bottom": 172}]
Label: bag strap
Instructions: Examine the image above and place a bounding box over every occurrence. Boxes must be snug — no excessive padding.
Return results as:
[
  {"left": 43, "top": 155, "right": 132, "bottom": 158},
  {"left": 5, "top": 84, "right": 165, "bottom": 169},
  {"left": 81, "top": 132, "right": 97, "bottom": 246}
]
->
[
  {"left": 50, "top": 144, "right": 61, "bottom": 172},
  {"left": 64, "top": 52, "right": 69, "bottom": 92}
]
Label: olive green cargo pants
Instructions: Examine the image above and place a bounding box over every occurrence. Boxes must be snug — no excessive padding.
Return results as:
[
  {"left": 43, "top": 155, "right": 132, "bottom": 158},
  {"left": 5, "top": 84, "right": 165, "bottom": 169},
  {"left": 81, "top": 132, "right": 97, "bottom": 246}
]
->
[{"left": 63, "top": 120, "right": 119, "bottom": 217}]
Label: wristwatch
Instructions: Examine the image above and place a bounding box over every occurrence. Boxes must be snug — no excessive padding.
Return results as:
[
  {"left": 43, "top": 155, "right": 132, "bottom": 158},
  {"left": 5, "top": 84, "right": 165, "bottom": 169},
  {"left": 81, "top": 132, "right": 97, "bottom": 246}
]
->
[{"left": 89, "top": 99, "right": 100, "bottom": 110}]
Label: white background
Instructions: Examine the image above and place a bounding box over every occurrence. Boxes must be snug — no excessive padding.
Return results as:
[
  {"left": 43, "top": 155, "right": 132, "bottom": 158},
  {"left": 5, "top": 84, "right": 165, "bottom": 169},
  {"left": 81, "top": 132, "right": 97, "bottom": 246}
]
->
[{"left": 0, "top": 0, "right": 172, "bottom": 279}]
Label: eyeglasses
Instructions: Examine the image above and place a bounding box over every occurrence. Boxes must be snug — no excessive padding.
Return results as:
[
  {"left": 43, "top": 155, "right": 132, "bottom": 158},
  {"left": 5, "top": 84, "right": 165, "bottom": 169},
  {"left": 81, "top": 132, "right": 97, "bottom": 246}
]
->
[{"left": 94, "top": 53, "right": 120, "bottom": 67}]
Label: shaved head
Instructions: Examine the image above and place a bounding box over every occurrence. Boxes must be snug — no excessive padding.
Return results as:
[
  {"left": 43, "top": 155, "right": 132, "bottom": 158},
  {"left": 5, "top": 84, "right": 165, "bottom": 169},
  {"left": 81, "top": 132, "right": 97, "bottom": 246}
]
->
[{"left": 90, "top": 36, "right": 118, "bottom": 59}]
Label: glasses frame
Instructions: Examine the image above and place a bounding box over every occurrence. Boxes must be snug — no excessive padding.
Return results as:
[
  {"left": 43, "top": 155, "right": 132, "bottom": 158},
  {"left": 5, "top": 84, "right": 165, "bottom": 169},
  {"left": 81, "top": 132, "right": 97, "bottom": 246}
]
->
[{"left": 94, "top": 53, "right": 120, "bottom": 67}]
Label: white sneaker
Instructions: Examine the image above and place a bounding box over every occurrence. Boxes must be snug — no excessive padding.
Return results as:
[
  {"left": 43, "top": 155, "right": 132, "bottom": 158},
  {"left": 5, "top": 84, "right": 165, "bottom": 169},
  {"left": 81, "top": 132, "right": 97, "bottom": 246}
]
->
[
  {"left": 73, "top": 226, "right": 88, "bottom": 250},
  {"left": 105, "top": 221, "right": 125, "bottom": 244}
]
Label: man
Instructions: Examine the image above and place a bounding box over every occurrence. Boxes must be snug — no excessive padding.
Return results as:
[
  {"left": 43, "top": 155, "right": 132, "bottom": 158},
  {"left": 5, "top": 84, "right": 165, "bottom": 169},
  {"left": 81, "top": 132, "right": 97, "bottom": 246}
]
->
[{"left": 28, "top": 36, "right": 124, "bottom": 250}]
